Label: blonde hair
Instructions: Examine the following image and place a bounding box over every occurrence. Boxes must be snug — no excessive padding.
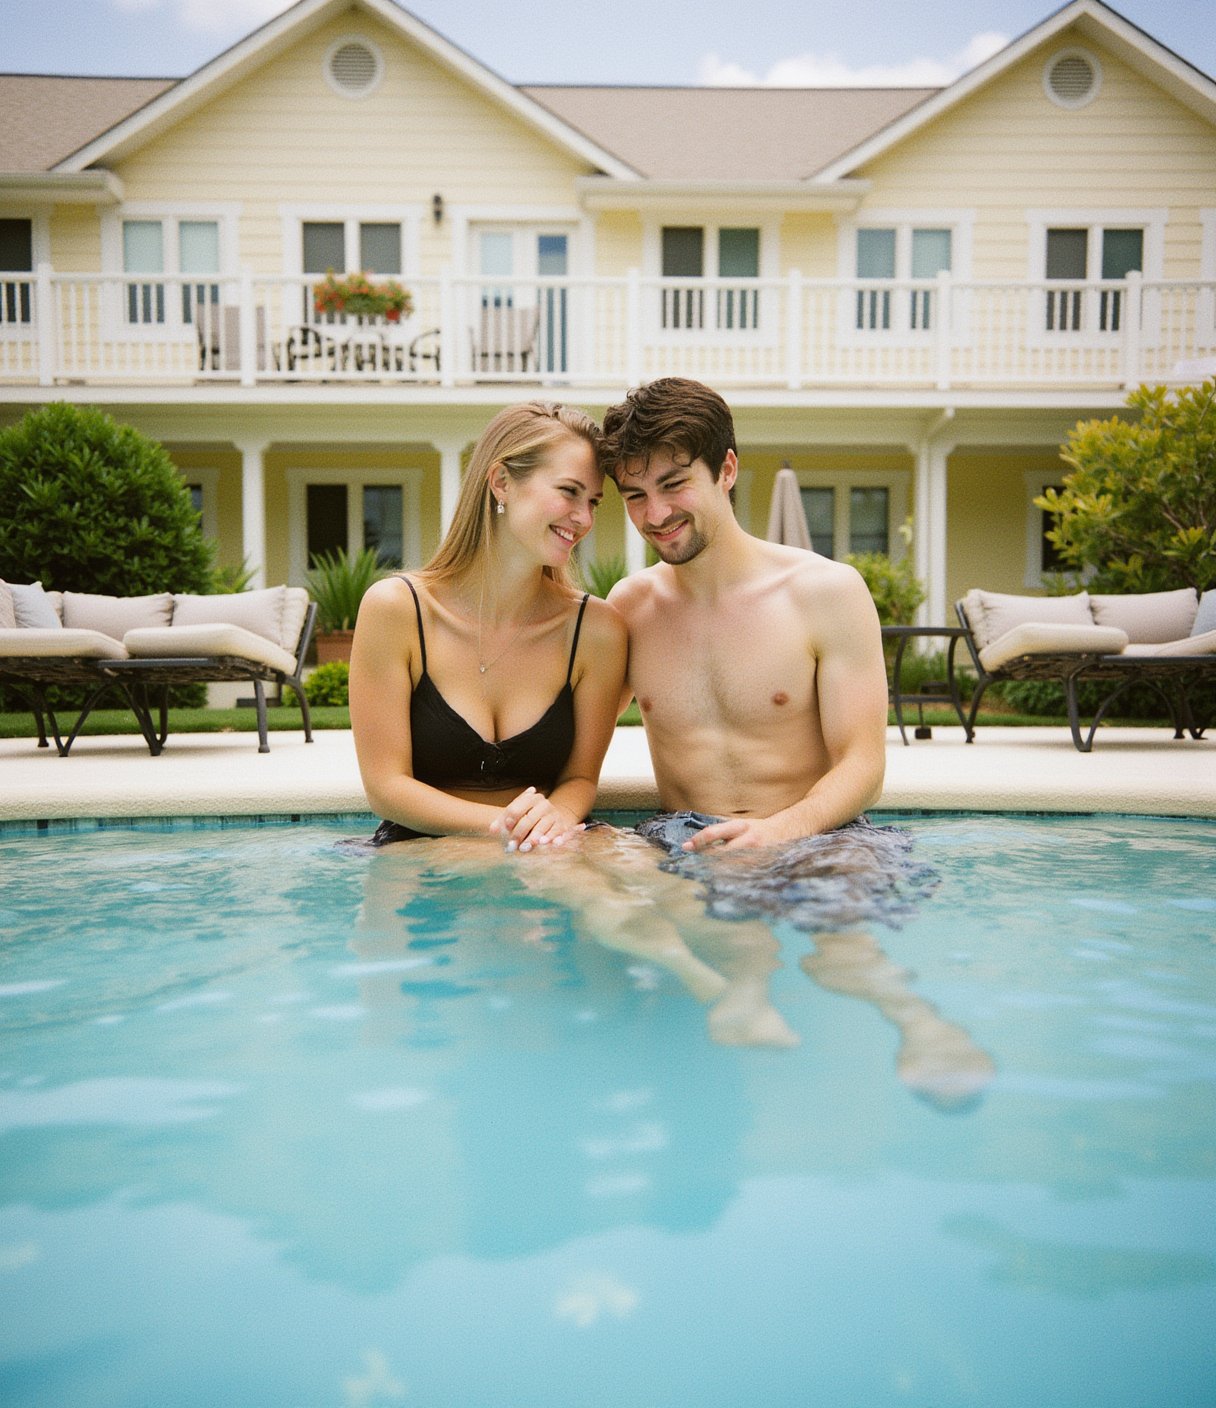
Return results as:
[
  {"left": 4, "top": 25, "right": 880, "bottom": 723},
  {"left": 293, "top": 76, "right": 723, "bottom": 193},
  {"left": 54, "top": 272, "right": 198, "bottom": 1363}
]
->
[{"left": 418, "top": 401, "right": 602, "bottom": 593}]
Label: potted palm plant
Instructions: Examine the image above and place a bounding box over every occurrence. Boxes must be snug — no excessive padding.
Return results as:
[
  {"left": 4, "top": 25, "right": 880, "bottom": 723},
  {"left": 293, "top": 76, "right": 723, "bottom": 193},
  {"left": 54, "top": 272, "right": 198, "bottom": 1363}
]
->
[{"left": 304, "top": 546, "right": 386, "bottom": 663}]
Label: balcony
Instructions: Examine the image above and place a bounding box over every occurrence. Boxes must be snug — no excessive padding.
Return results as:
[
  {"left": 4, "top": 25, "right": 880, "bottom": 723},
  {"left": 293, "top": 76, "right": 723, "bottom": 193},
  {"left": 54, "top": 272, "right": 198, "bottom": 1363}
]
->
[{"left": 1, "top": 268, "right": 1213, "bottom": 395}]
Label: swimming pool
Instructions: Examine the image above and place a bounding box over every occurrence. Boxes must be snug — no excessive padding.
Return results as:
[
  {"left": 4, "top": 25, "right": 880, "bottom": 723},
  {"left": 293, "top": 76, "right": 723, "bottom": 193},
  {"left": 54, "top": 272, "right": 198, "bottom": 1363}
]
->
[{"left": 1, "top": 813, "right": 1214, "bottom": 1407}]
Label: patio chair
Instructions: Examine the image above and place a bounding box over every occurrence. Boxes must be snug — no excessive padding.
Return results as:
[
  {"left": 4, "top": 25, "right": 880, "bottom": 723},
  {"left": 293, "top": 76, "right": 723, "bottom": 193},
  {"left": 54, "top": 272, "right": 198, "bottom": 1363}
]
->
[
  {"left": 0, "top": 581, "right": 315, "bottom": 756},
  {"left": 196, "top": 299, "right": 267, "bottom": 373},
  {"left": 471, "top": 305, "right": 540, "bottom": 373},
  {"left": 955, "top": 587, "right": 1216, "bottom": 751}
]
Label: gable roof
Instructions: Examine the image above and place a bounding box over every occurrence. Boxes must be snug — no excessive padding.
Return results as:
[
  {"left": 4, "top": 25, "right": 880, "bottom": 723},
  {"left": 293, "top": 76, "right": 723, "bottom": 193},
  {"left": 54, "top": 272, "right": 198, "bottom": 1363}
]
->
[
  {"left": 522, "top": 86, "right": 936, "bottom": 182},
  {"left": 51, "top": 0, "right": 640, "bottom": 180},
  {"left": 814, "top": 0, "right": 1216, "bottom": 181},
  {"left": 0, "top": 74, "right": 174, "bottom": 173}
]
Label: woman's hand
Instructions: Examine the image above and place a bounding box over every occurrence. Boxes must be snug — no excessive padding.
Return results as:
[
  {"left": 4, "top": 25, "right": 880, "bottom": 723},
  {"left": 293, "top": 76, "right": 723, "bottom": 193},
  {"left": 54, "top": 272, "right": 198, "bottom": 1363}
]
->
[{"left": 489, "top": 787, "right": 585, "bottom": 853}]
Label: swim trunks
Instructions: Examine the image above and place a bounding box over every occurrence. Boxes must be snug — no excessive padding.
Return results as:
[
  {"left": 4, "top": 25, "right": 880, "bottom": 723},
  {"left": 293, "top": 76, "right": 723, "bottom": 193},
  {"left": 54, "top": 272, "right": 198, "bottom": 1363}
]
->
[{"left": 635, "top": 811, "right": 939, "bottom": 934}]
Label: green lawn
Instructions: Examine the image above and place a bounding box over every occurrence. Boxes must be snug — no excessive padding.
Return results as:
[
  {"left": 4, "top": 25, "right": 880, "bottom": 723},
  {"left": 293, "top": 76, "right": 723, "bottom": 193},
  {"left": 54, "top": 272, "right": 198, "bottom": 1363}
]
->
[{"left": 0, "top": 699, "right": 1100, "bottom": 740}]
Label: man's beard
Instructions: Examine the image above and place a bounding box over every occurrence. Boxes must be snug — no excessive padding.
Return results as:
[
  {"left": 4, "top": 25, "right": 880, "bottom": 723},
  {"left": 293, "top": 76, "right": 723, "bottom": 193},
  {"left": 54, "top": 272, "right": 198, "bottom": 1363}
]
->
[{"left": 650, "top": 518, "right": 708, "bottom": 564}]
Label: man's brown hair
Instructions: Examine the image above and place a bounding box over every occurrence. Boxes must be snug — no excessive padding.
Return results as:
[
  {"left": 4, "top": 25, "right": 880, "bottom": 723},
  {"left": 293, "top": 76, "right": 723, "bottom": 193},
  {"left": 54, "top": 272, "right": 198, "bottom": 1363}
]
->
[{"left": 601, "top": 378, "right": 736, "bottom": 483}]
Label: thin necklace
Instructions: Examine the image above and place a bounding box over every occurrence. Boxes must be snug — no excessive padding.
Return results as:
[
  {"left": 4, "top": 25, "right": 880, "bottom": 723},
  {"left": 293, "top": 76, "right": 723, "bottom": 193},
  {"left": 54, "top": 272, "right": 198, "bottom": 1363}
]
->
[{"left": 477, "top": 582, "right": 542, "bottom": 674}]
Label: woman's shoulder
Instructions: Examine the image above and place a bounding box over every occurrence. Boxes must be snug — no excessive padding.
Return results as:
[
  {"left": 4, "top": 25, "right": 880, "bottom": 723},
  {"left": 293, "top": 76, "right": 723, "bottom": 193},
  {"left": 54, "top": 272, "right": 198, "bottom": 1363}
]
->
[{"left": 574, "top": 591, "right": 628, "bottom": 652}]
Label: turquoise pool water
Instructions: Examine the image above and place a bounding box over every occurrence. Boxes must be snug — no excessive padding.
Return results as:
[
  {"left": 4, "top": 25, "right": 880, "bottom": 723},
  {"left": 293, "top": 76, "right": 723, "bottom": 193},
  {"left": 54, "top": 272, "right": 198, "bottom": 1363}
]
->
[{"left": 1, "top": 813, "right": 1214, "bottom": 1407}]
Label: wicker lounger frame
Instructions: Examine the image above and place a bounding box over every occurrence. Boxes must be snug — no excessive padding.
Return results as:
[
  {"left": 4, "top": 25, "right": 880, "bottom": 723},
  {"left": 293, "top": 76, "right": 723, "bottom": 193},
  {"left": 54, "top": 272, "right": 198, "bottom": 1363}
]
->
[
  {"left": 0, "top": 602, "right": 316, "bottom": 757},
  {"left": 954, "top": 599, "right": 1213, "bottom": 753}
]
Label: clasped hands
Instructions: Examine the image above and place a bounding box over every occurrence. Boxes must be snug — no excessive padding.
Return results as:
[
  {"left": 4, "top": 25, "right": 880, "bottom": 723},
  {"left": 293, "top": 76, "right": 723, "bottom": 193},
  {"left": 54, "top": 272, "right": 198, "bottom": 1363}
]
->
[{"left": 488, "top": 787, "right": 585, "bottom": 853}]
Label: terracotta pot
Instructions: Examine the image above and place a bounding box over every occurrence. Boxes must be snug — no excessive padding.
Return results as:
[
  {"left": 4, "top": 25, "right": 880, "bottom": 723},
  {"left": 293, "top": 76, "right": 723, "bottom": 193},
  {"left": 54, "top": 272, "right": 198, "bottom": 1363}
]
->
[{"left": 314, "top": 629, "right": 355, "bottom": 665}]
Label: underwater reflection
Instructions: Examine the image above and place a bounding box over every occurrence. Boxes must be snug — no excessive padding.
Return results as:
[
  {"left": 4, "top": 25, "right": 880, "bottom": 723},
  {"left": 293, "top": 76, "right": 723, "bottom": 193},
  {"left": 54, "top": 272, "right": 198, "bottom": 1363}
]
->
[{"left": 359, "top": 821, "right": 995, "bottom": 1109}]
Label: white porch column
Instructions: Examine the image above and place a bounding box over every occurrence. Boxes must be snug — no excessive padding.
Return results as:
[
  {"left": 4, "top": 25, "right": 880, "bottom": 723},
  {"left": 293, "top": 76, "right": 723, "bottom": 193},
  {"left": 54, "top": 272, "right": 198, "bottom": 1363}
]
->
[
  {"left": 624, "top": 519, "right": 647, "bottom": 576},
  {"left": 913, "top": 410, "right": 954, "bottom": 626},
  {"left": 235, "top": 439, "right": 268, "bottom": 589},
  {"left": 436, "top": 438, "right": 465, "bottom": 537}
]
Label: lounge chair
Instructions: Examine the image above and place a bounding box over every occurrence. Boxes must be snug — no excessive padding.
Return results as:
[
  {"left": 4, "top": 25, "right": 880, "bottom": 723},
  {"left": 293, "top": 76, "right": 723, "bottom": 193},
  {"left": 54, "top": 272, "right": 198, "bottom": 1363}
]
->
[
  {"left": 955, "top": 586, "right": 1216, "bottom": 751},
  {"left": 0, "top": 581, "right": 315, "bottom": 756}
]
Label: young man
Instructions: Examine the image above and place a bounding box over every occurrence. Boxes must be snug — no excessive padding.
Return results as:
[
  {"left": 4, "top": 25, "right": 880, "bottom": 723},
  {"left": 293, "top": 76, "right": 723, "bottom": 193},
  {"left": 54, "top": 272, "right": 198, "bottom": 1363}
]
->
[{"left": 603, "top": 377, "right": 889, "bottom": 850}]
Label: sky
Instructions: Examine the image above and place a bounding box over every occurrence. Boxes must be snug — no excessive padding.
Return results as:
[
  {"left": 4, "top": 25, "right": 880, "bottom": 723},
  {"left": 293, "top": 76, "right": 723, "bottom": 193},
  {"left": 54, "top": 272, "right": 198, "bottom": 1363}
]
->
[{"left": 2, "top": 0, "right": 1213, "bottom": 87}]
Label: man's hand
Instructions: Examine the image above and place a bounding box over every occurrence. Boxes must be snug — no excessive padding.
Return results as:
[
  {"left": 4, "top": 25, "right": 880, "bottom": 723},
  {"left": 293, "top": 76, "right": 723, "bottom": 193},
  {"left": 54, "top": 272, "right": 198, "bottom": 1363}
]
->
[
  {"left": 682, "top": 816, "right": 782, "bottom": 852},
  {"left": 490, "top": 787, "right": 585, "bottom": 853}
]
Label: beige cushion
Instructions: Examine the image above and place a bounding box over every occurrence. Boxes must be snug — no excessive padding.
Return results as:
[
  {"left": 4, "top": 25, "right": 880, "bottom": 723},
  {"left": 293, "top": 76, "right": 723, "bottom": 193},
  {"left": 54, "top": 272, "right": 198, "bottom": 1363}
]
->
[
  {"left": 62, "top": 591, "right": 174, "bottom": 641},
  {"left": 0, "top": 627, "right": 129, "bottom": 660},
  {"left": 961, "top": 588, "right": 1092, "bottom": 650},
  {"left": 978, "top": 622, "right": 1127, "bottom": 673},
  {"left": 170, "top": 586, "right": 309, "bottom": 652},
  {"left": 1090, "top": 588, "right": 1198, "bottom": 644},
  {"left": 1192, "top": 593, "right": 1216, "bottom": 637},
  {"left": 8, "top": 581, "right": 63, "bottom": 629},
  {"left": 124, "top": 623, "right": 297, "bottom": 674},
  {"left": 0, "top": 580, "right": 15, "bottom": 630},
  {"left": 1122, "top": 629, "right": 1216, "bottom": 658}
]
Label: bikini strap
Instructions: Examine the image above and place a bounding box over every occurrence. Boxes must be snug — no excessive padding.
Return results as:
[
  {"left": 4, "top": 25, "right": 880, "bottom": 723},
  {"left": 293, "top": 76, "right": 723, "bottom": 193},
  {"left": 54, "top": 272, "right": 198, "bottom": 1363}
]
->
[
  {"left": 566, "top": 592, "right": 590, "bottom": 684},
  {"left": 399, "top": 575, "right": 427, "bottom": 673}
]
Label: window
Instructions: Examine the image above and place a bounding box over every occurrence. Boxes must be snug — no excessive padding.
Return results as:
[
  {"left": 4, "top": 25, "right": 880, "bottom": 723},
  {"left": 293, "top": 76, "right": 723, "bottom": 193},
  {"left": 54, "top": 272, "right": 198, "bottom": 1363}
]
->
[
  {"left": 121, "top": 217, "right": 220, "bottom": 326},
  {"left": 798, "top": 482, "right": 896, "bottom": 559},
  {"left": 855, "top": 225, "right": 952, "bottom": 331},
  {"left": 303, "top": 221, "right": 402, "bottom": 277},
  {"left": 660, "top": 224, "right": 761, "bottom": 331},
  {"left": 1023, "top": 472, "right": 1075, "bottom": 586},
  {"left": 1044, "top": 225, "right": 1144, "bottom": 332},
  {"left": 306, "top": 481, "right": 404, "bottom": 568},
  {"left": 0, "top": 218, "right": 33, "bottom": 325}
]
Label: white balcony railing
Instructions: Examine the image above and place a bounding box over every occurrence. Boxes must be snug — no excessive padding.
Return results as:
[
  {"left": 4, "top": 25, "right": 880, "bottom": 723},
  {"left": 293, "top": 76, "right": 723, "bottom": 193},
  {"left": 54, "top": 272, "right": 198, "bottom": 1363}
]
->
[{"left": 1, "top": 267, "right": 1214, "bottom": 393}]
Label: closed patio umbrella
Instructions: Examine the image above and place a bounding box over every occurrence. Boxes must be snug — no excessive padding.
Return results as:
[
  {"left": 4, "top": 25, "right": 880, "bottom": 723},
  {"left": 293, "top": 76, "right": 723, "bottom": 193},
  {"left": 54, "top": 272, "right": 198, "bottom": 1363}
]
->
[{"left": 765, "top": 465, "right": 812, "bottom": 550}]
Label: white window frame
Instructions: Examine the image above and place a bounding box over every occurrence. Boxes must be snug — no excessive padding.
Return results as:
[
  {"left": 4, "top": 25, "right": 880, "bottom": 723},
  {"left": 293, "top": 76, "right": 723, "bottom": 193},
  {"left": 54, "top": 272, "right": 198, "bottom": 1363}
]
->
[
  {"left": 101, "top": 204, "right": 239, "bottom": 342},
  {"left": 1026, "top": 208, "right": 1167, "bottom": 348},
  {"left": 287, "top": 467, "right": 424, "bottom": 585},
  {"left": 0, "top": 212, "right": 49, "bottom": 340},
  {"left": 642, "top": 214, "right": 779, "bottom": 346},
  {"left": 792, "top": 468, "right": 911, "bottom": 562},
  {"left": 449, "top": 205, "right": 591, "bottom": 375},
  {"left": 281, "top": 204, "right": 423, "bottom": 280},
  {"left": 836, "top": 209, "right": 973, "bottom": 346}
]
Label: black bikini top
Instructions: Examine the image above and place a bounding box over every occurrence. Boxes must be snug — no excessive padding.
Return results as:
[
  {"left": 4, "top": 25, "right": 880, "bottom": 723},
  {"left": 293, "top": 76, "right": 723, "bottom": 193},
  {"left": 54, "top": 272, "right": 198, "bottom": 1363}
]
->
[{"left": 402, "top": 576, "right": 589, "bottom": 792}]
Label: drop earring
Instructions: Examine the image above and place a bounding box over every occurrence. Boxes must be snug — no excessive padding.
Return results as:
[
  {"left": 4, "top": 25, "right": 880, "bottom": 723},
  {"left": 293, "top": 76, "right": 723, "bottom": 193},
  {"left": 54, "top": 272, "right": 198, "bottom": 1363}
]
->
[{"left": 495, "top": 498, "right": 505, "bottom": 515}]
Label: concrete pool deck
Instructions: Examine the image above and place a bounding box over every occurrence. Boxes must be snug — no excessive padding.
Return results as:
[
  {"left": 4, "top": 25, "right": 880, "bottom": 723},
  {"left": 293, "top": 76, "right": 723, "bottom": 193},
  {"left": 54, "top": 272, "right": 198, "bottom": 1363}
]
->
[{"left": 1, "top": 723, "right": 1212, "bottom": 823}]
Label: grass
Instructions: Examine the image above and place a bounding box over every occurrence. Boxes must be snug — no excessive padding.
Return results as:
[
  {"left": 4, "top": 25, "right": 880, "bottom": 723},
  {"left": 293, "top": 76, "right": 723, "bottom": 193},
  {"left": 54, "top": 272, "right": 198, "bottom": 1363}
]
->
[{"left": 0, "top": 699, "right": 1125, "bottom": 740}]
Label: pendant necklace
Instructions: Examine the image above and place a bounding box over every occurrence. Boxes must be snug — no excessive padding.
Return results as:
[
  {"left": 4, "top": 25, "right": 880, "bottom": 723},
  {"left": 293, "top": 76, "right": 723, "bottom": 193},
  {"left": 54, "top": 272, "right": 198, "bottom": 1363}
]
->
[{"left": 477, "top": 583, "right": 542, "bottom": 674}]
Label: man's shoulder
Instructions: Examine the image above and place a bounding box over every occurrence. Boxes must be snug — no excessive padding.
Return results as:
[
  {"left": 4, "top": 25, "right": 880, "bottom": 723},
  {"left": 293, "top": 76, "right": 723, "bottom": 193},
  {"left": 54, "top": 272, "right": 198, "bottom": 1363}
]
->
[{"left": 606, "top": 564, "right": 671, "bottom": 617}]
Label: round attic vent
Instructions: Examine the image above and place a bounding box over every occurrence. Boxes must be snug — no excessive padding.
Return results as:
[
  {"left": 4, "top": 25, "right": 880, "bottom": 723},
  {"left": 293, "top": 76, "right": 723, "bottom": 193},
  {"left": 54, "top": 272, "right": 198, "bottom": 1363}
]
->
[
  {"left": 325, "top": 38, "right": 382, "bottom": 97},
  {"left": 1044, "top": 49, "right": 1101, "bottom": 108}
]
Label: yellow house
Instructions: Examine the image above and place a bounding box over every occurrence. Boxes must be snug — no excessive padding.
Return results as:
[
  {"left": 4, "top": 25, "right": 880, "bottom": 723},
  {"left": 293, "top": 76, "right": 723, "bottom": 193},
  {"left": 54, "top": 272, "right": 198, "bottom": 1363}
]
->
[{"left": 1, "top": 0, "right": 1214, "bottom": 622}]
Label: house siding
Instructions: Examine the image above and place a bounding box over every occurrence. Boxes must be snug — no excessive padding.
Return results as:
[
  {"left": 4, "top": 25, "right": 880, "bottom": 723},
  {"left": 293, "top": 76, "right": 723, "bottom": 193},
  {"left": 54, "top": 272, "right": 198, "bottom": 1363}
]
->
[
  {"left": 109, "top": 13, "right": 591, "bottom": 277},
  {"left": 852, "top": 33, "right": 1216, "bottom": 279}
]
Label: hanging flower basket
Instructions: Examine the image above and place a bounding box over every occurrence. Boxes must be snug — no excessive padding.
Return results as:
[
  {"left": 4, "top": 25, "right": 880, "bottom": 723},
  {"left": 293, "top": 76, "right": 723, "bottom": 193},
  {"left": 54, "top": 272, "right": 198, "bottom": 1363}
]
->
[{"left": 313, "top": 270, "right": 413, "bottom": 322}]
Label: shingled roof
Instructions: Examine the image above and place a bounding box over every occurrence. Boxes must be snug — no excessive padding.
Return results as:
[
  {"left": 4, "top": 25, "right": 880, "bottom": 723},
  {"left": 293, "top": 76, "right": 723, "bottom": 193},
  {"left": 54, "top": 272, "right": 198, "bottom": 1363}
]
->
[
  {"left": 0, "top": 74, "right": 177, "bottom": 172},
  {"left": 522, "top": 85, "right": 937, "bottom": 181},
  {"left": 0, "top": 68, "right": 934, "bottom": 183}
]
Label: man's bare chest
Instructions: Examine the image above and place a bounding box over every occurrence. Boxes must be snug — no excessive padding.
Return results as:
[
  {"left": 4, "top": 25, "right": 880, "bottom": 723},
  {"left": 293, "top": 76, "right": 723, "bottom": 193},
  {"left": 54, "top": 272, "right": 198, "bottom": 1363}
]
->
[{"left": 630, "top": 608, "right": 815, "bottom": 727}]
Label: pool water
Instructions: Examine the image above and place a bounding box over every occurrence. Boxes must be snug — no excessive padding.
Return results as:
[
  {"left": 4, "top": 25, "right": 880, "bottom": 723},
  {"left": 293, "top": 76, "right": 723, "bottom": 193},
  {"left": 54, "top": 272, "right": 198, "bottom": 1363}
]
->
[{"left": 1, "top": 813, "right": 1214, "bottom": 1407}]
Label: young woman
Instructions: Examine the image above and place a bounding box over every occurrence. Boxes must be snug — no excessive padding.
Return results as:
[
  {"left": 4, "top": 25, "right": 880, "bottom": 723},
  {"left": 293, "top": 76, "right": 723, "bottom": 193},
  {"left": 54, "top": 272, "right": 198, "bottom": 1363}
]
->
[{"left": 350, "top": 402, "right": 627, "bottom": 850}]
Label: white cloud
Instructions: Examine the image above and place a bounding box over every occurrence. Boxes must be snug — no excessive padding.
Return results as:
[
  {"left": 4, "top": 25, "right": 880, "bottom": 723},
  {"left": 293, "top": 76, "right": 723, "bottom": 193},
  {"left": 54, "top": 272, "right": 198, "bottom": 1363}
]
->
[
  {"left": 699, "top": 31, "right": 1009, "bottom": 87},
  {"left": 109, "top": 0, "right": 296, "bottom": 36}
]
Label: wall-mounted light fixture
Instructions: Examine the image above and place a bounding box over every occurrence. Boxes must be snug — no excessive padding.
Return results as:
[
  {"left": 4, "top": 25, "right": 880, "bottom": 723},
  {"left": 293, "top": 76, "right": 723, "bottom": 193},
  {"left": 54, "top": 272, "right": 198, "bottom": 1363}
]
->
[{"left": 432, "top": 193, "right": 444, "bottom": 225}]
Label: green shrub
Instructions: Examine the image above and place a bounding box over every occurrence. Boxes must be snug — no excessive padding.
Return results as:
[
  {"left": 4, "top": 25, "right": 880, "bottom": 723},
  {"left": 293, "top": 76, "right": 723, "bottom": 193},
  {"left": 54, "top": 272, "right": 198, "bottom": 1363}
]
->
[
  {"left": 845, "top": 550, "right": 926, "bottom": 625},
  {"left": 0, "top": 403, "right": 215, "bottom": 596},
  {"left": 1039, "top": 379, "right": 1216, "bottom": 594},
  {"left": 304, "top": 547, "right": 386, "bottom": 632},
  {"left": 989, "top": 674, "right": 1215, "bottom": 725},
  {"left": 304, "top": 661, "right": 350, "bottom": 707}
]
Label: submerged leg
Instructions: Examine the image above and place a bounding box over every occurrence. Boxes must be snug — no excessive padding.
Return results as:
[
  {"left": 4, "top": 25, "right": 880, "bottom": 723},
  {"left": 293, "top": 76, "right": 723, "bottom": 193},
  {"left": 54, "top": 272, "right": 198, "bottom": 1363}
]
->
[{"left": 801, "top": 930, "right": 995, "bottom": 1110}]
